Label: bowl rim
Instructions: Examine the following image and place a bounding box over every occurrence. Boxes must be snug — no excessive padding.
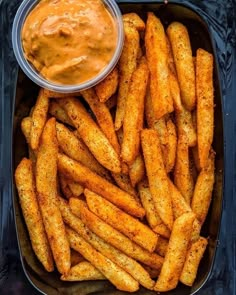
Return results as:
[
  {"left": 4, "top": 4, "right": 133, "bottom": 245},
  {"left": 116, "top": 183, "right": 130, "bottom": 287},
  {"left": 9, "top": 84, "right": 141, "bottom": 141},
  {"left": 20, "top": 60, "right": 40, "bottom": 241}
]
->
[{"left": 12, "top": 0, "right": 124, "bottom": 93}]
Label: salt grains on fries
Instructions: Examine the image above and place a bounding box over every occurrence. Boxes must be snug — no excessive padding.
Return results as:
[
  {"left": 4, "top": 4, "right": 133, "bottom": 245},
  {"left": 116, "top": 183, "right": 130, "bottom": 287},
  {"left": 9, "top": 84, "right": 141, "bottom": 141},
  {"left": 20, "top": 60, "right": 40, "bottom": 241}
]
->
[{"left": 15, "top": 12, "right": 215, "bottom": 293}]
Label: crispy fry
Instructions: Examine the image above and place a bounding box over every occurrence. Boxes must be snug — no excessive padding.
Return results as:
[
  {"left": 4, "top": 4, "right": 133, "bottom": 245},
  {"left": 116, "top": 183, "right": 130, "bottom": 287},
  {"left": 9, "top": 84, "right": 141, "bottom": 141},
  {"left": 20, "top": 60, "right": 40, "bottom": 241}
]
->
[
  {"left": 111, "top": 172, "right": 137, "bottom": 197},
  {"left": 130, "top": 175, "right": 170, "bottom": 239},
  {"left": 138, "top": 180, "right": 162, "bottom": 229},
  {"left": 67, "top": 180, "right": 84, "bottom": 198},
  {"left": 155, "top": 237, "right": 169, "bottom": 257},
  {"left": 196, "top": 48, "right": 214, "bottom": 169},
  {"left": 85, "top": 189, "right": 158, "bottom": 252},
  {"left": 166, "top": 36, "right": 183, "bottom": 112},
  {"left": 61, "top": 261, "right": 106, "bottom": 281},
  {"left": 115, "top": 24, "right": 139, "bottom": 130},
  {"left": 21, "top": 117, "right": 32, "bottom": 144},
  {"left": 59, "top": 173, "right": 75, "bottom": 199},
  {"left": 69, "top": 197, "right": 163, "bottom": 270},
  {"left": 121, "top": 57, "right": 149, "bottom": 165},
  {"left": 58, "top": 153, "right": 145, "bottom": 217},
  {"left": 153, "top": 224, "right": 171, "bottom": 240},
  {"left": 191, "top": 150, "right": 215, "bottom": 224},
  {"left": 176, "top": 107, "right": 197, "bottom": 147},
  {"left": 36, "top": 118, "right": 70, "bottom": 274},
  {"left": 191, "top": 219, "right": 201, "bottom": 242},
  {"left": 122, "top": 13, "right": 145, "bottom": 31},
  {"left": 66, "top": 227, "right": 139, "bottom": 292},
  {"left": 154, "top": 212, "right": 195, "bottom": 292},
  {"left": 145, "top": 90, "right": 169, "bottom": 147},
  {"left": 167, "top": 22, "right": 196, "bottom": 110},
  {"left": 168, "top": 179, "right": 192, "bottom": 219},
  {"left": 21, "top": 117, "right": 37, "bottom": 167},
  {"left": 129, "top": 154, "right": 145, "bottom": 187},
  {"left": 81, "top": 88, "right": 120, "bottom": 154},
  {"left": 56, "top": 122, "right": 111, "bottom": 180},
  {"left": 95, "top": 67, "right": 119, "bottom": 103},
  {"left": 49, "top": 100, "right": 74, "bottom": 126},
  {"left": 70, "top": 249, "right": 85, "bottom": 266},
  {"left": 164, "top": 118, "right": 177, "bottom": 173},
  {"left": 58, "top": 97, "right": 121, "bottom": 173},
  {"left": 145, "top": 12, "right": 173, "bottom": 119},
  {"left": 180, "top": 237, "right": 208, "bottom": 286},
  {"left": 174, "top": 138, "right": 194, "bottom": 205},
  {"left": 15, "top": 158, "right": 54, "bottom": 272},
  {"left": 141, "top": 129, "right": 173, "bottom": 230},
  {"left": 60, "top": 199, "right": 150, "bottom": 288},
  {"left": 30, "top": 88, "right": 49, "bottom": 150}
]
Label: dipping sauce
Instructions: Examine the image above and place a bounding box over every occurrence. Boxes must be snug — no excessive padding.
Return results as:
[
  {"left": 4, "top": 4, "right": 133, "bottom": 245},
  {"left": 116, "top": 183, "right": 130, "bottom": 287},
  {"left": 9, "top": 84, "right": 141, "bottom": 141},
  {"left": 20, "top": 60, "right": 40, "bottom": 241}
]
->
[{"left": 22, "top": 0, "right": 118, "bottom": 85}]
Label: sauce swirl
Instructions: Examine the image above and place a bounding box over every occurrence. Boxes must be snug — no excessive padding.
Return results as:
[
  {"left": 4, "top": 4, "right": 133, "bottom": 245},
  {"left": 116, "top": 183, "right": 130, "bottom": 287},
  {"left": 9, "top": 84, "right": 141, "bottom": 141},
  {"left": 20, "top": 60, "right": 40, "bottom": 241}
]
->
[{"left": 22, "top": 0, "right": 117, "bottom": 85}]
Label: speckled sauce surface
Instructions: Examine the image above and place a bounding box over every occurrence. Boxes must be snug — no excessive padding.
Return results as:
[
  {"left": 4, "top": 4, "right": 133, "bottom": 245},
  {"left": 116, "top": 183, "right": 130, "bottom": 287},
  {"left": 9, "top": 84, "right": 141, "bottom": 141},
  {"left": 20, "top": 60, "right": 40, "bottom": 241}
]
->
[{"left": 0, "top": 0, "right": 235, "bottom": 294}]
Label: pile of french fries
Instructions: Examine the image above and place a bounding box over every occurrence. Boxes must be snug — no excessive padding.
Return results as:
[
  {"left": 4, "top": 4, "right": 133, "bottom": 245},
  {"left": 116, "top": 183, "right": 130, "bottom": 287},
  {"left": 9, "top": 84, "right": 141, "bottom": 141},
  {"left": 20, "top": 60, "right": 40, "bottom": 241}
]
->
[{"left": 15, "top": 12, "right": 215, "bottom": 292}]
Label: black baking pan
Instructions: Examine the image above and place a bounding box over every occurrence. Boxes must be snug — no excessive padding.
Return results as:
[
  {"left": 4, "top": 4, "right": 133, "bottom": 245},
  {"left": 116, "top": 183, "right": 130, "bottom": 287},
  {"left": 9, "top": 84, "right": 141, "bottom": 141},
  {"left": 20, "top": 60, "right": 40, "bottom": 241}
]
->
[{"left": 0, "top": 1, "right": 235, "bottom": 295}]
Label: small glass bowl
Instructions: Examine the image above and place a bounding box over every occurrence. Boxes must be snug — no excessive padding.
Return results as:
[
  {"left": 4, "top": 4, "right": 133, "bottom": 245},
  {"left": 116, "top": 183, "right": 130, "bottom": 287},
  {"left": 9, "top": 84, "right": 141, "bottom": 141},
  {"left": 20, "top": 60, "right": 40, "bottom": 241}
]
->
[{"left": 12, "top": 0, "right": 124, "bottom": 93}]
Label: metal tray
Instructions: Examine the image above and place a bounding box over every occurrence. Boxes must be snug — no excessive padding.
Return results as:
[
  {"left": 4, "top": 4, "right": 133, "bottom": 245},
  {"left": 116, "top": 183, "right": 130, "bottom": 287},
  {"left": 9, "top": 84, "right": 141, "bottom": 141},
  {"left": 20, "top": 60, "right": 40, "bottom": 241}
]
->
[{"left": 1, "top": 1, "right": 236, "bottom": 294}]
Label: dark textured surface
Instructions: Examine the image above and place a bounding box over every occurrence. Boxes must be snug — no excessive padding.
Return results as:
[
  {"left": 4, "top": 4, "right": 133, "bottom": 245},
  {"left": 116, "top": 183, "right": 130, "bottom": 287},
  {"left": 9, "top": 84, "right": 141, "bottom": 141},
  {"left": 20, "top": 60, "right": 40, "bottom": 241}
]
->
[{"left": 0, "top": 0, "right": 235, "bottom": 294}]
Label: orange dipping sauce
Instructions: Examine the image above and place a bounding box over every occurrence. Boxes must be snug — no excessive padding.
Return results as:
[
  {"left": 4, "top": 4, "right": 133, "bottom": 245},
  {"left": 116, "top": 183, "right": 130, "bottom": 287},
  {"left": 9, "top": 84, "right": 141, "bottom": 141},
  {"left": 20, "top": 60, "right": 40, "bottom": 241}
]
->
[{"left": 22, "top": 0, "right": 118, "bottom": 85}]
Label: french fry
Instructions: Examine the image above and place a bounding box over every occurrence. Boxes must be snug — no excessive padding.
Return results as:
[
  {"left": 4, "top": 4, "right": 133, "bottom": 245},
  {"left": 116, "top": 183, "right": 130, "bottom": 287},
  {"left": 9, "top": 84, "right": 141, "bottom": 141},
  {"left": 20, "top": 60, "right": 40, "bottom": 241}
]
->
[
  {"left": 174, "top": 138, "right": 194, "bottom": 205},
  {"left": 196, "top": 48, "right": 214, "bottom": 169},
  {"left": 115, "top": 23, "right": 139, "bottom": 130},
  {"left": 66, "top": 227, "right": 139, "bottom": 292},
  {"left": 145, "top": 89, "right": 169, "bottom": 148},
  {"left": 191, "top": 150, "right": 215, "bottom": 224},
  {"left": 138, "top": 180, "right": 163, "bottom": 229},
  {"left": 122, "top": 13, "right": 145, "bottom": 31},
  {"left": 191, "top": 219, "right": 201, "bottom": 242},
  {"left": 58, "top": 97, "right": 121, "bottom": 173},
  {"left": 58, "top": 153, "right": 145, "bottom": 218},
  {"left": 167, "top": 22, "right": 196, "bottom": 110},
  {"left": 36, "top": 118, "right": 70, "bottom": 274},
  {"left": 154, "top": 212, "right": 195, "bottom": 292},
  {"left": 67, "top": 180, "right": 84, "bottom": 198},
  {"left": 129, "top": 154, "right": 145, "bottom": 187},
  {"left": 69, "top": 197, "right": 164, "bottom": 270},
  {"left": 85, "top": 189, "right": 158, "bottom": 252},
  {"left": 59, "top": 173, "right": 75, "bottom": 199},
  {"left": 176, "top": 107, "right": 197, "bottom": 147},
  {"left": 70, "top": 249, "right": 85, "bottom": 266},
  {"left": 81, "top": 88, "right": 120, "bottom": 155},
  {"left": 155, "top": 237, "right": 169, "bottom": 257},
  {"left": 30, "top": 88, "right": 49, "bottom": 150},
  {"left": 59, "top": 199, "right": 152, "bottom": 289},
  {"left": 49, "top": 100, "right": 74, "bottom": 126},
  {"left": 145, "top": 12, "right": 173, "bottom": 119},
  {"left": 164, "top": 118, "right": 177, "bottom": 173},
  {"left": 121, "top": 57, "right": 149, "bottom": 165},
  {"left": 180, "top": 237, "right": 208, "bottom": 286},
  {"left": 15, "top": 158, "right": 54, "bottom": 272},
  {"left": 153, "top": 224, "right": 171, "bottom": 240},
  {"left": 56, "top": 122, "right": 111, "bottom": 180},
  {"left": 141, "top": 129, "right": 173, "bottom": 230},
  {"left": 61, "top": 261, "right": 106, "bottom": 281},
  {"left": 166, "top": 36, "right": 183, "bottom": 112},
  {"left": 111, "top": 172, "right": 138, "bottom": 197},
  {"left": 21, "top": 117, "right": 37, "bottom": 167},
  {"left": 168, "top": 179, "right": 192, "bottom": 219},
  {"left": 21, "top": 117, "right": 32, "bottom": 144},
  {"left": 95, "top": 67, "right": 119, "bottom": 103}
]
